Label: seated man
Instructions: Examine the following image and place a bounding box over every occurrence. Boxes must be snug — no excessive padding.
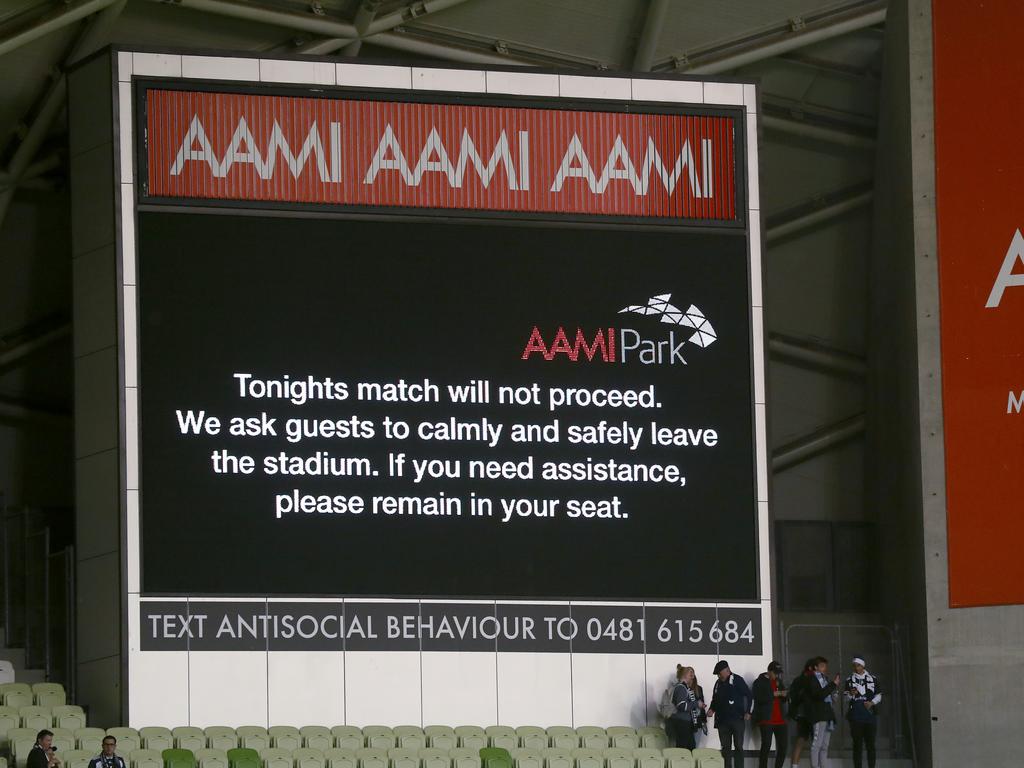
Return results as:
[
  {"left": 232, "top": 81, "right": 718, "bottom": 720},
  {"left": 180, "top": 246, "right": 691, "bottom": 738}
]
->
[
  {"left": 27, "top": 730, "right": 61, "bottom": 768},
  {"left": 89, "top": 736, "right": 127, "bottom": 768}
]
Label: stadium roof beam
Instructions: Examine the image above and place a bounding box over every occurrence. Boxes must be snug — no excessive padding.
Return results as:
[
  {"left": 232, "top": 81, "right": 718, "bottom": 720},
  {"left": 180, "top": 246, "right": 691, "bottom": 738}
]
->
[
  {"left": 632, "top": 0, "right": 669, "bottom": 71},
  {"left": 0, "top": 0, "right": 120, "bottom": 59},
  {"left": 765, "top": 186, "right": 873, "bottom": 244},
  {"left": 0, "top": 0, "right": 125, "bottom": 232},
  {"left": 150, "top": 0, "right": 478, "bottom": 56},
  {"left": 0, "top": 321, "right": 71, "bottom": 375},
  {"left": 768, "top": 332, "right": 866, "bottom": 377},
  {"left": 0, "top": 152, "right": 62, "bottom": 190},
  {"left": 658, "top": 1, "right": 886, "bottom": 75},
  {"left": 340, "top": 0, "right": 382, "bottom": 57},
  {"left": 772, "top": 414, "right": 865, "bottom": 472},
  {"left": 0, "top": 396, "right": 71, "bottom": 427},
  {"left": 762, "top": 114, "right": 876, "bottom": 150}
]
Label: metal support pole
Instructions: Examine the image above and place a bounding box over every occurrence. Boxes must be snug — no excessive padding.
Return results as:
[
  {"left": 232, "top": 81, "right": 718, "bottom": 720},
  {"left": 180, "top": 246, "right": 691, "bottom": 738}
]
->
[
  {"left": 766, "top": 189, "right": 873, "bottom": 244},
  {"left": 367, "top": 31, "right": 532, "bottom": 65},
  {"left": 762, "top": 113, "right": 876, "bottom": 150},
  {"left": 772, "top": 414, "right": 866, "bottom": 472},
  {"left": 0, "top": 323, "right": 71, "bottom": 374},
  {"left": 0, "top": 0, "right": 125, "bottom": 231},
  {"left": 684, "top": 5, "right": 887, "bottom": 74},
  {"left": 0, "top": 397, "right": 71, "bottom": 427},
  {"left": 340, "top": 0, "right": 383, "bottom": 57},
  {"left": 768, "top": 332, "right": 866, "bottom": 377},
  {"left": 0, "top": 0, "right": 120, "bottom": 59},
  {"left": 633, "top": 0, "right": 669, "bottom": 71}
]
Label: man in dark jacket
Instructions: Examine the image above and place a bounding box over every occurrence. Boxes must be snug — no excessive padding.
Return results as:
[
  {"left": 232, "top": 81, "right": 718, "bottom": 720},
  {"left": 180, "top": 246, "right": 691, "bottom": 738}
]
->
[
  {"left": 26, "top": 731, "right": 57, "bottom": 768},
  {"left": 787, "top": 659, "right": 816, "bottom": 767},
  {"left": 752, "top": 661, "right": 788, "bottom": 768},
  {"left": 708, "top": 659, "right": 752, "bottom": 768},
  {"left": 88, "top": 736, "right": 127, "bottom": 768},
  {"left": 805, "top": 656, "right": 840, "bottom": 768}
]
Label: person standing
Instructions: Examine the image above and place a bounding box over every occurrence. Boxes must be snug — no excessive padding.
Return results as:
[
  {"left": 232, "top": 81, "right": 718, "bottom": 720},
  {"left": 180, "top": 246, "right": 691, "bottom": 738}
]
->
[
  {"left": 752, "top": 661, "right": 788, "bottom": 768},
  {"left": 787, "top": 659, "right": 816, "bottom": 767},
  {"left": 845, "top": 657, "right": 882, "bottom": 768},
  {"left": 670, "top": 666, "right": 707, "bottom": 749},
  {"left": 88, "top": 736, "right": 127, "bottom": 768},
  {"left": 805, "top": 657, "right": 840, "bottom": 768},
  {"left": 27, "top": 731, "right": 61, "bottom": 768},
  {"left": 708, "top": 659, "right": 752, "bottom": 768}
]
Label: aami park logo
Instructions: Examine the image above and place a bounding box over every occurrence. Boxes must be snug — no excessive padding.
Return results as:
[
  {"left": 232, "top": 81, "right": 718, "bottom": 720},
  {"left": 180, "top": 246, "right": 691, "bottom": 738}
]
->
[{"left": 521, "top": 293, "right": 717, "bottom": 365}]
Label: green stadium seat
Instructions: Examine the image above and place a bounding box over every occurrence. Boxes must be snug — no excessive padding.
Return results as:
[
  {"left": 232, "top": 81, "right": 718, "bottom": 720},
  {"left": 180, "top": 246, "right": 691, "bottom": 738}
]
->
[
  {"left": 205, "top": 728, "right": 238, "bottom": 752},
  {"left": 10, "top": 727, "right": 37, "bottom": 768},
  {"left": 0, "top": 705, "right": 20, "bottom": 736},
  {"left": 362, "top": 728, "right": 394, "bottom": 751},
  {"left": 293, "top": 747, "right": 324, "bottom": 768},
  {"left": 661, "top": 749, "right": 694, "bottom": 768},
  {"left": 689, "top": 750, "right": 720, "bottom": 768},
  {"left": 323, "top": 748, "right": 357, "bottom": 768},
  {"left": 635, "top": 731, "right": 666, "bottom": 752},
  {"left": 76, "top": 728, "right": 106, "bottom": 754},
  {"left": 259, "top": 747, "right": 292, "bottom": 768},
  {"left": 299, "top": 728, "right": 332, "bottom": 752},
  {"left": 140, "top": 728, "right": 173, "bottom": 752},
  {"left": 52, "top": 706, "right": 86, "bottom": 731},
  {"left": 237, "top": 729, "right": 270, "bottom": 753},
  {"left": 544, "top": 730, "right": 576, "bottom": 751},
  {"left": 130, "top": 748, "right": 164, "bottom": 768},
  {"left": 174, "top": 728, "right": 206, "bottom": 753},
  {"left": 269, "top": 727, "right": 301, "bottom": 752},
  {"left": 355, "top": 748, "right": 388, "bottom": 768},
  {"left": 51, "top": 728, "right": 75, "bottom": 753},
  {"left": 570, "top": 749, "right": 602, "bottom": 768},
  {"left": 417, "top": 748, "right": 449, "bottom": 768},
  {"left": 510, "top": 748, "right": 542, "bottom": 768},
  {"left": 453, "top": 728, "right": 486, "bottom": 752},
  {"left": 514, "top": 729, "right": 546, "bottom": 751},
  {"left": 19, "top": 706, "right": 51, "bottom": 730},
  {"left": 603, "top": 748, "right": 634, "bottom": 768},
  {"left": 484, "top": 728, "right": 516, "bottom": 751},
  {"left": 227, "top": 747, "right": 262, "bottom": 768},
  {"left": 108, "top": 729, "right": 141, "bottom": 756},
  {"left": 386, "top": 748, "right": 418, "bottom": 768},
  {"left": 478, "top": 747, "right": 511, "bottom": 768},
  {"left": 0, "top": 684, "right": 28, "bottom": 697},
  {"left": 196, "top": 749, "right": 230, "bottom": 768},
  {"left": 540, "top": 749, "right": 572, "bottom": 768},
  {"left": 604, "top": 730, "right": 637, "bottom": 751},
  {"left": 63, "top": 749, "right": 93, "bottom": 768},
  {"left": 422, "top": 729, "right": 455, "bottom": 753},
  {"left": 164, "top": 748, "right": 198, "bottom": 768},
  {"left": 330, "top": 728, "right": 362, "bottom": 751},
  {"left": 392, "top": 728, "right": 424, "bottom": 752},
  {"left": 447, "top": 749, "right": 480, "bottom": 768},
  {"left": 574, "top": 731, "right": 607, "bottom": 751},
  {"left": 32, "top": 685, "right": 66, "bottom": 709},
  {"left": 4, "top": 695, "right": 32, "bottom": 714}
]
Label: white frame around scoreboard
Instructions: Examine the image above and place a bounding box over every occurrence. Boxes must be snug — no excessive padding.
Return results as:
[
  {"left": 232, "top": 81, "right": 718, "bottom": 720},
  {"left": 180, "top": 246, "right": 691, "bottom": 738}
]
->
[{"left": 111, "top": 51, "right": 772, "bottom": 733}]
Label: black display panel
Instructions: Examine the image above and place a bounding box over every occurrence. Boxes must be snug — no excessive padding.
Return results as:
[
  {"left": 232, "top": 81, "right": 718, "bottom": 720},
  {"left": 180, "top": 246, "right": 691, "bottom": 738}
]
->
[{"left": 138, "top": 211, "right": 757, "bottom": 600}]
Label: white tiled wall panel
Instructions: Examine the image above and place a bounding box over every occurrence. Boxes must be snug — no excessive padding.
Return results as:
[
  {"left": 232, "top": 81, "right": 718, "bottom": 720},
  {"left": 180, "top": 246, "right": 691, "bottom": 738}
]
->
[
  {"left": 496, "top": 652, "right": 572, "bottom": 727},
  {"left": 344, "top": 652, "right": 421, "bottom": 725},
  {"left": 421, "top": 652, "right": 498, "bottom": 727},
  {"left": 268, "top": 652, "right": 345, "bottom": 726}
]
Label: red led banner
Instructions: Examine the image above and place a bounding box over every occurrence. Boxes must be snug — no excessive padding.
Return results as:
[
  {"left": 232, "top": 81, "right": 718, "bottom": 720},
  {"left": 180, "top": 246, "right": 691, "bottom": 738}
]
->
[{"left": 144, "top": 89, "right": 738, "bottom": 220}]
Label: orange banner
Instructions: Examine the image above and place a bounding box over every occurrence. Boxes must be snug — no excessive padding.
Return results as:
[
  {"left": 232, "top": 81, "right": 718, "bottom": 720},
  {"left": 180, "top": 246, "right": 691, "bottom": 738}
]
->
[{"left": 934, "top": 1, "right": 1024, "bottom": 607}]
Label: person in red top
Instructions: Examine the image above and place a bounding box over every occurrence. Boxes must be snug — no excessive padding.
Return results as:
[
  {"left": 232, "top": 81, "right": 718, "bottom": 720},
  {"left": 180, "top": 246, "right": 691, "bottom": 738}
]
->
[{"left": 751, "top": 661, "right": 788, "bottom": 768}]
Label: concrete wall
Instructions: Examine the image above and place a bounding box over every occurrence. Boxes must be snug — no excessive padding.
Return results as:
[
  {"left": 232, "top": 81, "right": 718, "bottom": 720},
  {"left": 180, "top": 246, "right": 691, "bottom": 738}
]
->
[
  {"left": 67, "top": 50, "right": 125, "bottom": 726},
  {"left": 872, "top": 2, "right": 1024, "bottom": 766}
]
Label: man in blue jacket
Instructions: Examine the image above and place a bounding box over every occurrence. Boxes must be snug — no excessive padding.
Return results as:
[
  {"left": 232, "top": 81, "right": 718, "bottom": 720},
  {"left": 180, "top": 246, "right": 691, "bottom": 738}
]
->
[{"left": 708, "top": 659, "right": 752, "bottom": 768}]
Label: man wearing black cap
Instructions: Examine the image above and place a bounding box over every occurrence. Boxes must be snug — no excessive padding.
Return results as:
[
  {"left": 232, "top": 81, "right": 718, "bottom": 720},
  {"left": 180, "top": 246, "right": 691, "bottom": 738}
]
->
[
  {"left": 708, "top": 659, "right": 752, "bottom": 768},
  {"left": 752, "top": 661, "right": 788, "bottom": 768}
]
